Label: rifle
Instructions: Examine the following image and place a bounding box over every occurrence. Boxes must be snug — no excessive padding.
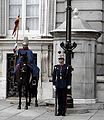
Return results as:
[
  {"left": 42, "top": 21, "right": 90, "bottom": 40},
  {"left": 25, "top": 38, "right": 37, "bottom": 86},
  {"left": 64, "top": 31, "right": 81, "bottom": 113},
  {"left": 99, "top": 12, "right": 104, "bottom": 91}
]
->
[
  {"left": 49, "top": 80, "right": 58, "bottom": 116},
  {"left": 55, "top": 88, "right": 58, "bottom": 116}
]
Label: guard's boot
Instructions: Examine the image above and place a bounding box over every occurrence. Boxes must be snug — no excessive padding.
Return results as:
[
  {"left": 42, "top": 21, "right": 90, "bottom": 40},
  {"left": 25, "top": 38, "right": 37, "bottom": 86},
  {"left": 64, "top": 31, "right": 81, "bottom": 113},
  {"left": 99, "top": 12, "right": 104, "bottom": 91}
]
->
[{"left": 17, "top": 105, "right": 21, "bottom": 109}]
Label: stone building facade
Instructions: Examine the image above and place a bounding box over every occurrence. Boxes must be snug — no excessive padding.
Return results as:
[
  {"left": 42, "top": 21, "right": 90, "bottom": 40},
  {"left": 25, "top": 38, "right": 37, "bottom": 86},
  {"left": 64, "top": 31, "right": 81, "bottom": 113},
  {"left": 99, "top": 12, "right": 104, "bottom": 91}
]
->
[{"left": 0, "top": 0, "right": 104, "bottom": 103}]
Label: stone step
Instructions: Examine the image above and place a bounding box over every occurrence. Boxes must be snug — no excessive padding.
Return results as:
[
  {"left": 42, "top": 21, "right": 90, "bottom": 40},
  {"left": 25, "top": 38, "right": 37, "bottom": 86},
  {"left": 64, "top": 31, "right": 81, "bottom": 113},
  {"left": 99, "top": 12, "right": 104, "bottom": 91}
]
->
[
  {"left": 67, "top": 107, "right": 89, "bottom": 114},
  {"left": 45, "top": 98, "right": 89, "bottom": 114}
]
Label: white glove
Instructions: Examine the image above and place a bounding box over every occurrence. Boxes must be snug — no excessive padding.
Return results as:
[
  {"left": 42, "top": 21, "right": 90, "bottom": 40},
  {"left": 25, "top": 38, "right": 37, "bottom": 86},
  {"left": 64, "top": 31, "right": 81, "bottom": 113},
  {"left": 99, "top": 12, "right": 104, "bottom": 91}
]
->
[
  {"left": 53, "top": 86, "right": 56, "bottom": 90},
  {"left": 67, "top": 85, "right": 71, "bottom": 89}
]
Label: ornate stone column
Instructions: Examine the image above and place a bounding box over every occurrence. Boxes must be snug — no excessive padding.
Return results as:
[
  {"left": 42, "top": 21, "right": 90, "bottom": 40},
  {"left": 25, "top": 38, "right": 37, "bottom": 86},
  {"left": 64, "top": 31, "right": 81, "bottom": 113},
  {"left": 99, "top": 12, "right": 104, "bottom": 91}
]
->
[{"left": 40, "top": 0, "right": 56, "bottom": 36}]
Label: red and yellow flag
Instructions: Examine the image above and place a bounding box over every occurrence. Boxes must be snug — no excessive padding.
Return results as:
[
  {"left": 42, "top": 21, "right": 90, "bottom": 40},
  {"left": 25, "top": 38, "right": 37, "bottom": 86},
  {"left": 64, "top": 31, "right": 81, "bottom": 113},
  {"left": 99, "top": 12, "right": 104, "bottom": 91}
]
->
[{"left": 12, "top": 15, "right": 20, "bottom": 36}]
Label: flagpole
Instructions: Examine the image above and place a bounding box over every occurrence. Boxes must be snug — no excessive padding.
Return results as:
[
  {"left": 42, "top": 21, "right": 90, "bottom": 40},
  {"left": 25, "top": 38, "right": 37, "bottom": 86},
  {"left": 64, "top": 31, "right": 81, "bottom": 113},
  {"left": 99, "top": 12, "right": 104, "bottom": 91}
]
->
[
  {"left": 16, "top": 25, "right": 19, "bottom": 43},
  {"left": 13, "top": 15, "right": 19, "bottom": 73},
  {"left": 16, "top": 15, "right": 20, "bottom": 44},
  {"left": 14, "top": 24, "right": 19, "bottom": 66},
  {"left": 12, "top": 14, "right": 20, "bottom": 87}
]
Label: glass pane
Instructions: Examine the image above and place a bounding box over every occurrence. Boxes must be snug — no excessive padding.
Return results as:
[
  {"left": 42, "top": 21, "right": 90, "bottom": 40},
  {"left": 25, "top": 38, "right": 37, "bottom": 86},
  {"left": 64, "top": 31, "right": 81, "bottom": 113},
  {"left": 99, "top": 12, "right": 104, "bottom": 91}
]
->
[
  {"left": 9, "top": 0, "right": 22, "bottom": 31},
  {"left": 9, "top": 0, "right": 22, "bottom": 4},
  {"left": 26, "top": 5, "right": 39, "bottom": 16},
  {"left": 27, "top": 0, "right": 39, "bottom": 4},
  {"left": 26, "top": 0, "right": 39, "bottom": 30},
  {"left": 26, "top": 18, "right": 39, "bottom": 30},
  {"left": 9, "top": 5, "right": 21, "bottom": 17}
]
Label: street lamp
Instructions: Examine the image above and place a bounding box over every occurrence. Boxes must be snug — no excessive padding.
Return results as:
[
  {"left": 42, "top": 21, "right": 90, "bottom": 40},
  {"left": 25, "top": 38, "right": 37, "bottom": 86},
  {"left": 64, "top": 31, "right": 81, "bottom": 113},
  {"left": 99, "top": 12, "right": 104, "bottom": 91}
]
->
[{"left": 60, "top": 0, "right": 77, "bottom": 108}]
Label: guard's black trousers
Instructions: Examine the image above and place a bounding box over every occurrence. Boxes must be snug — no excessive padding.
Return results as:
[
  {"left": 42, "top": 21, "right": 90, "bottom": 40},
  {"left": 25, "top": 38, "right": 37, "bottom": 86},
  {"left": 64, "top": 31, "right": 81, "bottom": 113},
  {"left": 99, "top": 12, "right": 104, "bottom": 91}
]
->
[{"left": 56, "top": 87, "right": 67, "bottom": 114}]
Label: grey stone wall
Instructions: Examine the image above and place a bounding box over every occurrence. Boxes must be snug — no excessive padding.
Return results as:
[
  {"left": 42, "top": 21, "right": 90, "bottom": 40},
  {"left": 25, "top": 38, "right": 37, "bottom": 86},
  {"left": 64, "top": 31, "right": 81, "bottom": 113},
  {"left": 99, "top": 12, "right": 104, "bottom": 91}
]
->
[
  {"left": 72, "top": 36, "right": 97, "bottom": 100},
  {"left": 56, "top": 0, "right": 104, "bottom": 75},
  {"left": 72, "top": 0, "right": 104, "bottom": 76}
]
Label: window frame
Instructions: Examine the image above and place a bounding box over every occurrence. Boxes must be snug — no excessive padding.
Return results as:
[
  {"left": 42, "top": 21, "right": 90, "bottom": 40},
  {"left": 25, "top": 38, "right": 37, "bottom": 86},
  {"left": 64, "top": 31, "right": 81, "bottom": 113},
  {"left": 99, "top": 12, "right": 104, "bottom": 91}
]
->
[{"left": 7, "top": 0, "right": 41, "bottom": 37}]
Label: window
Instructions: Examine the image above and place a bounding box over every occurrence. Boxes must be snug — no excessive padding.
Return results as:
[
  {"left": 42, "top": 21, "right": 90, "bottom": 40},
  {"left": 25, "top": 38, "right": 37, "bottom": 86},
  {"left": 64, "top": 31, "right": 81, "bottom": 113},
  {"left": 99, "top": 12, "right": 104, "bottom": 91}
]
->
[
  {"left": 26, "top": 0, "right": 39, "bottom": 30},
  {"left": 9, "top": 0, "right": 22, "bottom": 30},
  {"left": 8, "top": 0, "right": 40, "bottom": 37}
]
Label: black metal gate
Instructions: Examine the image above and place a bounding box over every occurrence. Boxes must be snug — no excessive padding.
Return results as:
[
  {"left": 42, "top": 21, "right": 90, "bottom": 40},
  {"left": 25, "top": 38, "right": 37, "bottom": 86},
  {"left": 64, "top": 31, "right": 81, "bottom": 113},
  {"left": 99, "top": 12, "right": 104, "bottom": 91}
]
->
[{"left": 7, "top": 53, "right": 37, "bottom": 97}]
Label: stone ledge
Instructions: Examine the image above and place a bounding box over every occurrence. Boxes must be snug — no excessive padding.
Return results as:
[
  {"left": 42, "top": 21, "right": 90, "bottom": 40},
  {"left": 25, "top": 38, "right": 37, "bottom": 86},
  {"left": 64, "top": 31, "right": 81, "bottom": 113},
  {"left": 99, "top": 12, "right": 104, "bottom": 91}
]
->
[{"left": 44, "top": 98, "right": 96, "bottom": 105}]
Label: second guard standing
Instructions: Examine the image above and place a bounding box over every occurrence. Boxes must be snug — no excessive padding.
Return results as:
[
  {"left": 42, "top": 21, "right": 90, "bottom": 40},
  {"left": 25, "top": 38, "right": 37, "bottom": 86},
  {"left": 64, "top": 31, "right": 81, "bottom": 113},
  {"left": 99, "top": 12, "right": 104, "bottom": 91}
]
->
[{"left": 52, "top": 53, "right": 71, "bottom": 116}]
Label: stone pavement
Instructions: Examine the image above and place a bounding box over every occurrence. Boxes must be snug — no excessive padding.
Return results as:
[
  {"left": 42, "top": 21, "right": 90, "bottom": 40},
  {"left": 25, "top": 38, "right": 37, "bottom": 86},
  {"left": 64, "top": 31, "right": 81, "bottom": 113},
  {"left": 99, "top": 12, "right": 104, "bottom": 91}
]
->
[{"left": 0, "top": 99, "right": 104, "bottom": 120}]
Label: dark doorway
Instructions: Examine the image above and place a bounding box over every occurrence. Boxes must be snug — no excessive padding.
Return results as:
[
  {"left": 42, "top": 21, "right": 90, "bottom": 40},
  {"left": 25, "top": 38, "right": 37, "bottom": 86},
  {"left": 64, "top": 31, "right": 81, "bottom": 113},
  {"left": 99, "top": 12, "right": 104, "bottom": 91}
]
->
[{"left": 7, "top": 53, "right": 37, "bottom": 97}]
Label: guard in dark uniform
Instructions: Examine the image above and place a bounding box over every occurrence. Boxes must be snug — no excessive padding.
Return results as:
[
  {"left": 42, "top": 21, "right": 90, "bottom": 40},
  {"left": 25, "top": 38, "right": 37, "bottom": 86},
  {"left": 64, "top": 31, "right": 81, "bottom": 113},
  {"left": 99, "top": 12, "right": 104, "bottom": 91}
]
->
[
  {"left": 13, "top": 37, "right": 39, "bottom": 79},
  {"left": 52, "top": 54, "right": 71, "bottom": 116}
]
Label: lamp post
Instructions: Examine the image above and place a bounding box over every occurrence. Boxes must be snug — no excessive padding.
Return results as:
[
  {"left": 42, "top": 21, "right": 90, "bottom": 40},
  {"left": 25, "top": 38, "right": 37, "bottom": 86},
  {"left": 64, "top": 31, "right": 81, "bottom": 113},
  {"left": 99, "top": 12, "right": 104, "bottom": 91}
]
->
[
  {"left": 66, "top": 0, "right": 72, "bottom": 62},
  {"left": 66, "top": 0, "right": 73, "bottom": 108},
  {"left": 60, "top": 0, "right": 77, "bottom": 108}
]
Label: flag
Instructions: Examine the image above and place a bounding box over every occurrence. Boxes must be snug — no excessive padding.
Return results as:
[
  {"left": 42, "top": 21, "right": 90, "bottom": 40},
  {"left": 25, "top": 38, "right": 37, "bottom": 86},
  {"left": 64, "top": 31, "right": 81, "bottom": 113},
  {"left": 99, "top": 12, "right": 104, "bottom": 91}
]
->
[{"left": 12, "top": 15, "right": 20, "bottom": 36}]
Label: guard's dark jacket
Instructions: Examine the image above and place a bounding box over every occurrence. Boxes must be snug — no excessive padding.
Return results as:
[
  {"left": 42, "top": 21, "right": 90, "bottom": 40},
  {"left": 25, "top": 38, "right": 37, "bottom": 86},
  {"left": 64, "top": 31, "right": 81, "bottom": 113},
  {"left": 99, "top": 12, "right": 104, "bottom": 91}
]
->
[
  {"left": 52, "top": 64, "right": 70, "bottom": 88},
  {"left": 14, "top": 48, "right": 40, "bottom": 78}
]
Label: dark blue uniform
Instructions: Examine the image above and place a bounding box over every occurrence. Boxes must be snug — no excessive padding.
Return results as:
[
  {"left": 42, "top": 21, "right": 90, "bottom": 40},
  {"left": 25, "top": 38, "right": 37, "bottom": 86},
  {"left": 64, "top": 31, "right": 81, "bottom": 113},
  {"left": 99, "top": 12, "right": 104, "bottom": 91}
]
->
[
  {"left": 17, "top": 48, "right": 34, "bottom": 65},
  {"left": 14, "top": 48, "right": 39, "bottom": 79},
  {"left": 52, "top": 64, "right": 70, "bottom": 115}
]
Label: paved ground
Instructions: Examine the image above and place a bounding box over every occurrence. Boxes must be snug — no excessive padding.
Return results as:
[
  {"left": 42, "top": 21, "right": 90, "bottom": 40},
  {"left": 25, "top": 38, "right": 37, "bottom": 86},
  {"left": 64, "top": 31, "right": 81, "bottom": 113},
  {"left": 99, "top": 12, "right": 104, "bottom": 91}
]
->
[{"left": 0, "top": 99, "right": 104, "bottom": 120}]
